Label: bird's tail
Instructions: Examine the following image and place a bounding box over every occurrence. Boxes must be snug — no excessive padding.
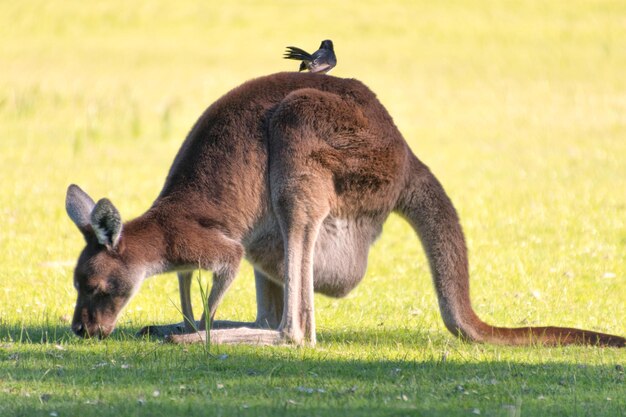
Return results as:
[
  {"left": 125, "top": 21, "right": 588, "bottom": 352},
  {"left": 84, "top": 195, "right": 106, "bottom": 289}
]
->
[{"left": 283, "top": 46, "right": 312, "bottom": 61}]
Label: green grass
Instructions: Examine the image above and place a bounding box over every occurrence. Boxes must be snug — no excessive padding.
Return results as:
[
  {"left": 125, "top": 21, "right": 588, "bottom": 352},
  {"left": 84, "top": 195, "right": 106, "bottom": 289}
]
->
[{"left": 1, "top": 0, "right": 625, "bottom": 416}]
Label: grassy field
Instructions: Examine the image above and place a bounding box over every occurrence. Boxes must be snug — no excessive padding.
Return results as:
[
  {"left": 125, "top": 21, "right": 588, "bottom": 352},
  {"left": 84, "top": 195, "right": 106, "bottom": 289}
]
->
[{"left": 1, "top": 1, "right": 625, "bottom": 416}]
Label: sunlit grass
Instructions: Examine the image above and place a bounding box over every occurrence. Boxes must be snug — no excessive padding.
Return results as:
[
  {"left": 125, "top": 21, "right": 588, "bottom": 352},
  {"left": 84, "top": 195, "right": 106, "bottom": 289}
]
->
[{"left": 1, "top": 1, "right": 625, "bottom": 416}]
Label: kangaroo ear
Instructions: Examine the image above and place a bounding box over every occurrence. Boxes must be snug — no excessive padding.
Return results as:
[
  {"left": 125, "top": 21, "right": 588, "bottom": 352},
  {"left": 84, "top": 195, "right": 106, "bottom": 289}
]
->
[
  {"left": 66, "top": 184, "right": 96, "bottom": 232},
  {"left": 90, "top": 198, "right": 123, "bottom": 249}
]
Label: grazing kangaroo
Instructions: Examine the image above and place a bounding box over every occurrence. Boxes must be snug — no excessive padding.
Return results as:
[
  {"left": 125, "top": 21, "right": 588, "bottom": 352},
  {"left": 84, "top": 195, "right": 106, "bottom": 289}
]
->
[{"left": 65, "top": 72, "right": 625, "bottom": 347}]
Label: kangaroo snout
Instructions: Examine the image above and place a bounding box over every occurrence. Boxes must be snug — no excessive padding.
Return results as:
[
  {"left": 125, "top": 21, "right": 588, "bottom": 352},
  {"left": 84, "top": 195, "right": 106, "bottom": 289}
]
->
[
  {"left": 71, "top": 304, "right": 116, "bottom": 339},
  {"left": 72, "top": 320, "right": 113, "bottom": 339},
  {"left": 71, "top": 322, "right": 86, "bottom": 337}
]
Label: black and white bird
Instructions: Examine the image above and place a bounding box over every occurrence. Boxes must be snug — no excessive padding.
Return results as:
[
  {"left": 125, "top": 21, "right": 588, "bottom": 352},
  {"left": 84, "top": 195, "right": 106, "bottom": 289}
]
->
[{"left": 283, "top": 40, "right": 336, "bottom": 74}]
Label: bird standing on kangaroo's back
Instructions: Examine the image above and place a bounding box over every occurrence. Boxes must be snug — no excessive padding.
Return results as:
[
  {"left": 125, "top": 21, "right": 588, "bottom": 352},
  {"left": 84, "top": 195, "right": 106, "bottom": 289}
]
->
[{"left": 284, "top": 39, "right": 337, "bottom": 73}]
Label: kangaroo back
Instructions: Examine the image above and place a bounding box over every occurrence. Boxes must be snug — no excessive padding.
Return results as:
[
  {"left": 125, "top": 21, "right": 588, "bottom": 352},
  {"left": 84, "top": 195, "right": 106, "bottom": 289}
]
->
[{"left": 396, "top": 153, "right": 625, "bottom": 347}]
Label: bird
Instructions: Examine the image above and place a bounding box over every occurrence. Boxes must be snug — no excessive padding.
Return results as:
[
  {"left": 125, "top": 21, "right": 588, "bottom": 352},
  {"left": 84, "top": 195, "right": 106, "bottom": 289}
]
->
[{"left": 283, "top": 40, "right": 337, "bottom": 74}]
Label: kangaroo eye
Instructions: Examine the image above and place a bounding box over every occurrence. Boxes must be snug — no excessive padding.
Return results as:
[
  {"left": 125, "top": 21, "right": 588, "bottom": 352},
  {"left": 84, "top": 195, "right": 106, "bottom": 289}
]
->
[
  {"left": 94, "top": 285, "right": 110, "bottom": 297},
  {"left": 85, "top": 285, "right": 98, "bottom": 296},
  {"left": 95, "top": 289, "right": 110, "bottom": 299},
  {"left": 80, "top": 281, "right": 103, "bottom": 296}
]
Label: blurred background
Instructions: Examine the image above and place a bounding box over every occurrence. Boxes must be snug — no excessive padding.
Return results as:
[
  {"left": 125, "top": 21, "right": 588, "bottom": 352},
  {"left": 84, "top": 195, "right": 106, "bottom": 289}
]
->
[{"left": 0, "top": 1, "right": 624, "bottom": 336}]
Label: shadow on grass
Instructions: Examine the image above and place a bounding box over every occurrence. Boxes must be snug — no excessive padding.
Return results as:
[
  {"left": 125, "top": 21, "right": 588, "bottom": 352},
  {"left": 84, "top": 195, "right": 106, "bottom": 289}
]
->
[
  {"left": 2, "top": 325, "right": 625, "bottom": 417},
  {"left": 2, "top": 321, "right": 625, "bottom": 351},
  {"left": 0, "top": 322, "right": 448, "bottom": 346}
]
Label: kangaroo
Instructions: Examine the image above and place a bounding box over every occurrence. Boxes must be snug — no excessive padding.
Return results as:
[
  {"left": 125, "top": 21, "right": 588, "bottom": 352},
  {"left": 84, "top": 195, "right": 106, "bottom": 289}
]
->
[{"left": 65, "top": 72, "right": 625, "bottom": 347}]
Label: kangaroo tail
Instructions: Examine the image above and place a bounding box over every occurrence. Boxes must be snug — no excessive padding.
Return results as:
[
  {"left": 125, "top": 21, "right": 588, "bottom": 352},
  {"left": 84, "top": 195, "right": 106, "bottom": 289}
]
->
[{"left": 396, "top": 152, "right": 624, "bottom": 347}]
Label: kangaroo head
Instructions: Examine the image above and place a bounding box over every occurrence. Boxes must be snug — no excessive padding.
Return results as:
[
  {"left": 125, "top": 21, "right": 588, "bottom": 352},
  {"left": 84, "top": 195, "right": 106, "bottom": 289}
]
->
[{"left": 65, "top": 184, "right": 143, "bottom": 339}]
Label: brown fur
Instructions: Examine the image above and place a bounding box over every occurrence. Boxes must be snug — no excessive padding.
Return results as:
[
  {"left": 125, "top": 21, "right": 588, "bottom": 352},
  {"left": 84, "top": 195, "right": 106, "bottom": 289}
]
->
[{"left": 66, "top": 72, "right": 625, "bottom": 347}]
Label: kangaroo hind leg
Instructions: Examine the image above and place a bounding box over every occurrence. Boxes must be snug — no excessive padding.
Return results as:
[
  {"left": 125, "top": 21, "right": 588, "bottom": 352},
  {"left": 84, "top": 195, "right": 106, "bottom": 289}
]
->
[{"left": 269, "top": 89, "right": 353, "bottom": 345}]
